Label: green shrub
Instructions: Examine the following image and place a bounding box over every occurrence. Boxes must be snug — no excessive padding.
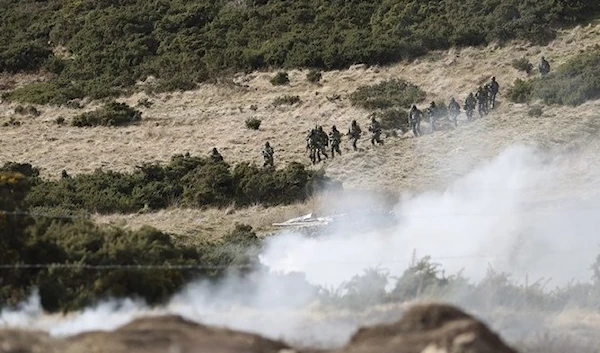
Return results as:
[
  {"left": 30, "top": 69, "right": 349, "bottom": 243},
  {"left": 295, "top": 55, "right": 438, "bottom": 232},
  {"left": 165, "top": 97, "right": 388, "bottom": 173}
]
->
[
  {"left": 507, "top": 79, "right": 534, "bottom": 103},
  {"left": 3, "top": 80, "right": 85, "bottom": 105},
  {"left": 273, "top": 95, "right": 301, "bottom": 106},
  {"left": 43, "top": 56, "right": 67, "bottom": 75},
  {"left": 533, "top": 50, "right": 600, "bottom": 106},
  {"left": 0, "top": 42, "right": 52, "bottom": 73},
  {"left": 72, "top": 102, "right": 142, "bottom": 127},
  {"left": 137, "top": 97, "right": 154, "bottom": 108},
  {"left": 21, "top": 153, "right": 331, "bottom": 214},
  {"left": 307, "top": 70, "right": 322, "bottom": 83},
  {"left": 270, "top": 72, "right": 290, "bottom": 86},
  {"left": 512, "top": 57, "right": 534, "bottom": 74},
  {"left": 528, "top": 105, "right": 543, "bottom": 117},
  {"left": 245, "top": 117, "right": 262, "bottom": 130},
  {"left": 349, "top": 79, "right": 426, "bottom": 110},
  {"left": 55, "top": 116, "right": 66, "bottom": 125},
  {"left": 14, "top": 105, "right": 41, "bottom": 117},
  {"left": 370, "top": 109, "right": 409, "bottom": 131}
]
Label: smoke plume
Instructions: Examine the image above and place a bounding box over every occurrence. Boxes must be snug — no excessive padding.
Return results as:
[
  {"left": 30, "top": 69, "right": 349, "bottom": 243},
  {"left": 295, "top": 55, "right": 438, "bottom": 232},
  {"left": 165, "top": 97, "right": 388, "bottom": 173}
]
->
[{"left": 2, "top": 144, "right": 599, "bottom": 348}]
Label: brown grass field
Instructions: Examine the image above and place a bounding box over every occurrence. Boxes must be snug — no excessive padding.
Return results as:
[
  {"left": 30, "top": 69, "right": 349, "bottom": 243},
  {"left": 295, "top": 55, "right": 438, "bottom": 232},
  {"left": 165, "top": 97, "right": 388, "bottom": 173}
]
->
[{"left": 1, "top": 24, "right": 600, "bottom": 236}]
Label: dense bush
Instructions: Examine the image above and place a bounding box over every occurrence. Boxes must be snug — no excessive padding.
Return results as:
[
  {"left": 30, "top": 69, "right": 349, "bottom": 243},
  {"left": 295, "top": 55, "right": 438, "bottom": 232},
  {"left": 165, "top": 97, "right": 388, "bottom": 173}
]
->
[
  {"left": 512, "top": 57, "right": 534, "bottom": 74},
  {"left": 0, "top": 170, "right": 265, "bottom": 312},
  {"left": 507, "top": 79, "right": 535, "bottom": 103},
  {"left": 0, "top": 1, "right": 596, "bottom": 103},
  {"left": 72, "top": 102, "right": 142, "bottom": 127},
  {"left": 273, "top": 95, "right": 301, "bottom": 106},
  {"left": 17, "top": 154, "right": 332, "bottom": 214},
  {"left": 370, "top": 109, "right": 409, "bottom": 131},
  {"left": 270, "top": 72, "right": 290, "bottom": 86},
  {"left": 306, "top": 70, "right": 322, "bottom": 83},
  {"left": 533, "top": 50, "right": 600, "bottom": 106},
  {"left": 245, "top": 117, "right": 262, "bottom": 130},
  {"left": 349, "top": 79, "right": 426, "bottom": 110}
]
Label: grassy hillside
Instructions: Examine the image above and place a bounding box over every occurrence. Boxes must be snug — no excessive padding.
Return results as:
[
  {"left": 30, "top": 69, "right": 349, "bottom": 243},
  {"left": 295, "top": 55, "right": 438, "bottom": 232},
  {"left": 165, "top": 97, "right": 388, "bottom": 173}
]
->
[{"left": 0, "top": 0, "right": 598, "bottom": 104}]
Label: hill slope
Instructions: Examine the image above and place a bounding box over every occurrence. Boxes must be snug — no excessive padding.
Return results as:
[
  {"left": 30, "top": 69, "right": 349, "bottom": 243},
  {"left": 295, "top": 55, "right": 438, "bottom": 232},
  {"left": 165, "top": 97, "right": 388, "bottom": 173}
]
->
[{"left": 2, "top": 24, "right": 600, "bottom": 235}]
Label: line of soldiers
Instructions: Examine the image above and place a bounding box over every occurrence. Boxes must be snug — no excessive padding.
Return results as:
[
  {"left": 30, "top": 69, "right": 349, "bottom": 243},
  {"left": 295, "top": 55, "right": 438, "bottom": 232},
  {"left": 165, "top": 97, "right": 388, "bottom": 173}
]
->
[
  {"left": 209, "top": 58, "right": 551, "bottom": 167},
  {"left": 306, "top": 116, "right": 383, "bottom": 164},
  {"left": 409, "top": 76, "right": 500, "bottom": 137}
]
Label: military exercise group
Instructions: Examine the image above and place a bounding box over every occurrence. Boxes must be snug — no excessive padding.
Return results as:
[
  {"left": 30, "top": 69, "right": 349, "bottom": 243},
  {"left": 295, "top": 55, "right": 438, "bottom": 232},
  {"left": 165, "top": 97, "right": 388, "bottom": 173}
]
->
[{"left": 210, "top": 57, "right": 551, "bottom": 167}]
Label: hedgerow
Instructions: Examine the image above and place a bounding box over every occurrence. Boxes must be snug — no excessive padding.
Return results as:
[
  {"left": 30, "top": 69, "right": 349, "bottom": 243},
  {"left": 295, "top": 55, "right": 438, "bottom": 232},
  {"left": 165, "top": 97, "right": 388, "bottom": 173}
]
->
[
  {"left": 1, "top": 1, "right": 597, "bottom": 104},
  {"left": 4, "top": 154, "right": 334, "bottom": 214}
]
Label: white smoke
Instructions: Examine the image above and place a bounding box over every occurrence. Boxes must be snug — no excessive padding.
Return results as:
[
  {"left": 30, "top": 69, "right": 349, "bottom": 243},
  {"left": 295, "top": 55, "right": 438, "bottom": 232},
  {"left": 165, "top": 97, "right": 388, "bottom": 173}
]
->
[
  {"left": 262, "top": 144, "right": 599, "bottom": 287},
  {"left": 1, "top": 144, "right": 599, "bottom": 347}
]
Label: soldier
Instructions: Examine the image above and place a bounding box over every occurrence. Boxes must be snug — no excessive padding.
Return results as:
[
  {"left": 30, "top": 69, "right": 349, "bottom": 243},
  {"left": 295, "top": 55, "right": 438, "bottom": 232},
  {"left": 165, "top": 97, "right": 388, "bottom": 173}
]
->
[
  {"left": 262, "top": 141, "right": 274, "bottom": 167},
  {"left": 489, "top": 77, "right": 500, "bottom": 109},
  {"left": 306, "top": 127, "right": 320, "bottom": 164},
  {"left": 475, "top": 87, "right": 488, "bottom": 118},
  {"left": 317, "top": 126, "right": 329, "bottom": 160},
  {"left": 368, "top": 116, "right": 383, "bottom": 146},
  {"left": 61, "top": 169, "right": 70, "bottom": 179},
  {"left": 448, "top": 97, "right": 460, "bottom": 127},
  {"left": 329, "top": 125, "right": 342, "bottom": 158},
  {"left": 539, "top": 56, "right": 550, "bottom": 77},
  {"left": 210, "top": 147, "right": 224, "bottom": 162},
  {"left": 409, "top": 105, "right": 423, "bottom": 137},
  {"left": 427, "top": 101, "right": 437, "bottom": 132},
  {"left": 464, "top": 93, "right": 476, "bottom": 121},
  {"left": 348, "top": 120, "right": 362, "bottom": 151}
]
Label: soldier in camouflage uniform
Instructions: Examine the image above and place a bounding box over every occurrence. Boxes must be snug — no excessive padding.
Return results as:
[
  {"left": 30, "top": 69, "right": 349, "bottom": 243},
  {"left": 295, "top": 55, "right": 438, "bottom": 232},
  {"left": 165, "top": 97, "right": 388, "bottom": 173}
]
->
[
  {"left": 348, "top": 120, "right": 362, "bottom": 151},
  {"left": 539, "top": 56, "right": 550, "bottom": 77},
  {"left": 464, "top": 93, "right": 476, "bottom": 121},
  {"left": 409, "top": 105, "right": 423, "bottom": 137},
  {"left": 262, "top": 141, "right": 274, "bottom": 168},
  {"left": 317, "top": 126, "right": 329, "bottom": 160},
  {"left": 210, "top": 147, "right": 224, "bottom": 162},
  {"left": 368, "top": 116, "right": 383, "bottom": 146},
  {"left": 476, "top": 86, "right": 488, "bottom": 118},
  {"left": 329, "top": 125, "right": 342, "bottom": 158},
  {"left": 306, "top": 127, "right": 320, "bottom": 164},
  {"left": 427, "top": 101, "right": 438, "bottom": 132},
  {"left": 448, "top": 97, "right": 460, "bottom": 127},
  {"left": 489, "top": 77, "right": 499, "bottom": 109}
]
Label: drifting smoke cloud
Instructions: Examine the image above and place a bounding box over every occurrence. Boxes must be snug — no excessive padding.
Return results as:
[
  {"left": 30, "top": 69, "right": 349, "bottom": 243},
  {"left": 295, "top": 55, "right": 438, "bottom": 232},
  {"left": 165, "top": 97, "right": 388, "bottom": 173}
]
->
[
  {"left": 262, "top": 144, "right": 599, "bottom": 287},
  {"left": 2, "top": 144, "right": 600, "bottom": 347}
]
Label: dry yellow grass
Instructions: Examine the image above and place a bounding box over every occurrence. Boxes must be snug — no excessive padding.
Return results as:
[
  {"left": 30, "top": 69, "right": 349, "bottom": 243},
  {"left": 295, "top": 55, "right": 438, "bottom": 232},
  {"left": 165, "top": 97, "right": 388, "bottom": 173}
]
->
[
  {"left": 94, "top": 201, "right": 314, "bottom": 241},
  {"left": 2, "top": 24, "right": 600, "bottom": 236}
]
